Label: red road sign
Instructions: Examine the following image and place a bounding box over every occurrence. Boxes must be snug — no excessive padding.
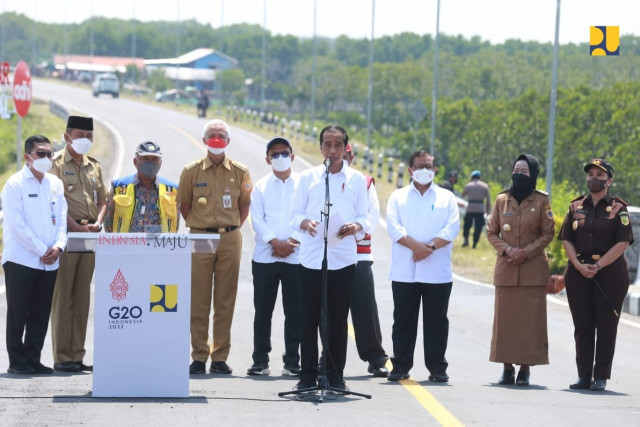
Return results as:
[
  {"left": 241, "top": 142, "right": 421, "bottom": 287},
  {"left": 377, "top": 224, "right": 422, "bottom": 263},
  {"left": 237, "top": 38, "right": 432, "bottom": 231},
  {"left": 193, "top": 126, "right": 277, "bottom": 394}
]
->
[{"left": 13, "top": 61, "right": 32, "bottom": 117}]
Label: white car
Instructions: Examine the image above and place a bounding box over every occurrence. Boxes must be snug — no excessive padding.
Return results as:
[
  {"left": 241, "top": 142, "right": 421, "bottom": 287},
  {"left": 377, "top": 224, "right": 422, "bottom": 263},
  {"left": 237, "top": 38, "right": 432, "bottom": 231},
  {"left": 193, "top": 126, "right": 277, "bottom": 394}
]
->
[{"left": 92, "top": 73, "right": 120, "bottom": 98}]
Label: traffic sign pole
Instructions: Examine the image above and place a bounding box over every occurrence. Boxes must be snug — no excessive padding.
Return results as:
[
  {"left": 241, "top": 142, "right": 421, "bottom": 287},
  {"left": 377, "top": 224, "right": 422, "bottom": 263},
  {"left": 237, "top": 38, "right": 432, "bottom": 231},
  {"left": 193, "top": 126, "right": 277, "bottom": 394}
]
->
[
  {"left": 12, "top": 61, "right": 32, "bottom": 171},
  {"left": 16, "top": 116, "right": 22, "bottom": 171}
]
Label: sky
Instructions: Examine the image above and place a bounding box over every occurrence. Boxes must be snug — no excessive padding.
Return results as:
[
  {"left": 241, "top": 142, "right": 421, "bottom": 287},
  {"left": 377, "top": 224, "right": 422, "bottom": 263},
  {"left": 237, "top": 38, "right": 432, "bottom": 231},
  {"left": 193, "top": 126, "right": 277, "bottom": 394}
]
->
[{"left": 2, "top": 0, "right": 639, "bottom": 45}]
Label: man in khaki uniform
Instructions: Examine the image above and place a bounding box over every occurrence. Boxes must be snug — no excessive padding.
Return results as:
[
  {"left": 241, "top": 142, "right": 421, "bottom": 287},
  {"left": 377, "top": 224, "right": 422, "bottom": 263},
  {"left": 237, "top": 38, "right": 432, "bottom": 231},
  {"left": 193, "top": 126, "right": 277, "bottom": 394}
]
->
[
  {"left": 177, "top": 119, "right": 252, "bottom": 375},
  {"left": 49, "top": 116, "right": 107, "bottom": 372}
]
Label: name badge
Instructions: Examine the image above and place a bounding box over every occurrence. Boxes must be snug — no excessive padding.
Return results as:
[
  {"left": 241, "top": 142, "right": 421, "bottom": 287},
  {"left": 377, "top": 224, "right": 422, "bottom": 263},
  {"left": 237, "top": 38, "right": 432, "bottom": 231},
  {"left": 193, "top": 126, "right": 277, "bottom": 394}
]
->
[
  {"left": 502, "top": 212, "right": 513, "bottom": 217},
  {"left": 64, "top": 171, "right": 74, "bottom": 176},
  {"left": 28, "top": 194, "right": 38, "bottom": 197},
  {"left": 223, "top": 194, "right": 232, "bottom": 209},
  {"left": 195, "top": 182, "right": 207, "bottom": 187}
]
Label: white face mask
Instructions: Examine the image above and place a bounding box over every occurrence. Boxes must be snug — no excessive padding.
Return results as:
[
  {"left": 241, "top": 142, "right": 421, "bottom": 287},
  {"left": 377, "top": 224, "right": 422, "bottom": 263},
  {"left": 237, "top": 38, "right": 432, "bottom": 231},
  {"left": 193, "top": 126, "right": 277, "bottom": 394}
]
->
[
  {"left": 412, "top": 168, "right": 435, "bottom": 185},
  {"left": 29, "top": 156, "right": 53, "bottom": 174},
  {"left": 207, "top": 146, "right": 225, "bottom": 155},
  {"left": 270, "top": 156, "right": 291, "bottom": 172},
  {"left": 71, "top": 137, "right": 93, "bottom": 155}
]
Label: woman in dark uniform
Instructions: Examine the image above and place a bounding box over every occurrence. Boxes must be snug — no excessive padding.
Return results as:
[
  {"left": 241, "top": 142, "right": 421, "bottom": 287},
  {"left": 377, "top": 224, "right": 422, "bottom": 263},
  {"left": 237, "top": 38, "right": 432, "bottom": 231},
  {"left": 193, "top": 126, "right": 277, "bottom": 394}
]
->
[
  {"left": 487, "top": 154, "right": 555, "bottom": 386},
  {"left": 559, "top": 159, "right": 634, "bottom": 392}
]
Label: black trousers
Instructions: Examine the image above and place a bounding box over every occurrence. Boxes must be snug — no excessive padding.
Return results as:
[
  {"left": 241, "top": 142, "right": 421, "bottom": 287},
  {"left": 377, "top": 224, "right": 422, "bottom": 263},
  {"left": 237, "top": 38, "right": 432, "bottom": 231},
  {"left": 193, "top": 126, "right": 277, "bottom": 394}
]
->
[
  {"left": 3, "top": 261, "right": 57, "bottom": 369},
  {"left": 391, "top": 281, "right": 452, "bottom": 375},
  {"left": 350, "top": 260, "right": 388, "bottom": 366},
  {"left": 251, "top": 261, "right": 302, "bottom": 366},
  {"left": 463, "top": 212, "right": 485, "bottom": 244},
  {"left": 564, "top": 257, "right": 629, "bottom": 379},
  {"left": 300, "top": 265, "right": 354, "bottom": 384}
]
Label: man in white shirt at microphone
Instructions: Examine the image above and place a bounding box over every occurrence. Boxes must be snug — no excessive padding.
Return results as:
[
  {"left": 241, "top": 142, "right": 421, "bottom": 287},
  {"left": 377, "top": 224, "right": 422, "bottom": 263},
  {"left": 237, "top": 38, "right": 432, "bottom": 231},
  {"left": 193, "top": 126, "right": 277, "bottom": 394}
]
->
[
  {"left": 386, "top": 150, "right": 460, "bottom": 383},
  {"left": 289, "top": 125, "right": 368, "bottom": 392}
]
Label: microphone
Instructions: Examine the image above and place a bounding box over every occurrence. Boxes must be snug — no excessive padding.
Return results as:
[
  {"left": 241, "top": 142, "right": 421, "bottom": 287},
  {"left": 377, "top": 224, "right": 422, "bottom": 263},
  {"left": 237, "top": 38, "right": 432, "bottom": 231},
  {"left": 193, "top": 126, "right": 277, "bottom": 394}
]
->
[{"left": 323, "top": 158, "right": 332, "bottom": 168}]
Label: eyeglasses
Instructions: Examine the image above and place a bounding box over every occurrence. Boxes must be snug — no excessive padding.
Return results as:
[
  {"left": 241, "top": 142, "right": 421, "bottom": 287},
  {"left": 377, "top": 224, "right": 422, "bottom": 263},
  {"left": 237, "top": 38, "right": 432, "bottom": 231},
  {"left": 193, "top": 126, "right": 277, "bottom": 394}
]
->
[
  {"left": 412, "top": 164, "right": 433, "bottom": 171},
  {"left": 270, "top": 151, "right": 291, "bottom": 159},
  {"left": 32, "top": 151, "right": 54, "bottom": 159}
]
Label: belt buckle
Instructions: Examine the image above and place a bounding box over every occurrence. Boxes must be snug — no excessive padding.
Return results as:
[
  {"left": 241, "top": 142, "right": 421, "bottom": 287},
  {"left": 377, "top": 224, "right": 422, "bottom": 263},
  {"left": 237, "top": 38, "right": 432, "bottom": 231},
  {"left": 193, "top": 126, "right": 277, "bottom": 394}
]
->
[
  {"left": 80, "top": 219, "right": 89, "bottom": 225},
  {"left": 592, "top": 254, "right": 601, "bottom": 260},
  {"left": 217, "top": 227, "right": 225, "bottom": 233}
]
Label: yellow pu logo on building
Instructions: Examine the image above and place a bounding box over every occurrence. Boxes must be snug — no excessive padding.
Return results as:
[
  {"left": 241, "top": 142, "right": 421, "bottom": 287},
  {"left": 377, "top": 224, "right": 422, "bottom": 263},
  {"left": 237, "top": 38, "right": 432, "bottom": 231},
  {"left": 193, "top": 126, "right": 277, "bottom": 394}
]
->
[
  {"left": 590, "top": 26, "right": 619, "bottom": 56},
  {"left": 150, "top": 284, "right": 178, "bottom": 312}
]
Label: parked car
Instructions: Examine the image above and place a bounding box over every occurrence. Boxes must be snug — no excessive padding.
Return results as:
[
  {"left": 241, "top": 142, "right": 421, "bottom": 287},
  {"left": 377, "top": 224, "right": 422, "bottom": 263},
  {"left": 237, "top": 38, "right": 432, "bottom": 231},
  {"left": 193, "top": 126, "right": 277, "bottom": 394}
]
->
[{"left": 92, "top": 73, "right": 120, "bottom": 98}]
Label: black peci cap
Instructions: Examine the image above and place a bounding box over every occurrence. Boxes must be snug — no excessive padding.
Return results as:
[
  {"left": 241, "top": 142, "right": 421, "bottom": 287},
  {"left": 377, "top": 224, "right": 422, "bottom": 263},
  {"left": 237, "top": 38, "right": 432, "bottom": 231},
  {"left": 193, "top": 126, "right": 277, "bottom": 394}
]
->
[
  {"left": 66, "top": 115, "right": 93, "bottom": 131},
  {"left": 266, "top": 136, "right": 292, "bottom": 155},
  {"left": 584, "top": 158, "right": 613, "bottom": 177}
]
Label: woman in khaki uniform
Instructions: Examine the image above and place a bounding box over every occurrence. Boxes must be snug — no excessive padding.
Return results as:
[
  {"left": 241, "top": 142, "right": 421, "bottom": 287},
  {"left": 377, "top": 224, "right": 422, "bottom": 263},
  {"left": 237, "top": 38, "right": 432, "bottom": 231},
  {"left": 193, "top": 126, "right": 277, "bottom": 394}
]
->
[{"left": 487, "top": 154, "right": 555, "bottom": 386}]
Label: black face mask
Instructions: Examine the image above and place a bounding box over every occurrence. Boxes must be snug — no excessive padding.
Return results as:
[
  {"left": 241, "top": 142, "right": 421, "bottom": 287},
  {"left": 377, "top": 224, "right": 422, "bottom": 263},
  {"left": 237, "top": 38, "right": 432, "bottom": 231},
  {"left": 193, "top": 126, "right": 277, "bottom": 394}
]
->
[
  {"left": 587, "top": 178, "right": 607, "bottom": 193},
  {"left": 511, "top": 173, "right": 531, "bottom": 189}
]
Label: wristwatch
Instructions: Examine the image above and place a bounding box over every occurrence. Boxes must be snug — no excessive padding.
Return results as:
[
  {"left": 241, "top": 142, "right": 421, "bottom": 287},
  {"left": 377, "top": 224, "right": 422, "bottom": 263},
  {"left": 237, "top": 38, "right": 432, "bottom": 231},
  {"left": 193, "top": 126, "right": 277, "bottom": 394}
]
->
[{"left": 427, "top": 241, "right": 436, "bottom": 251}]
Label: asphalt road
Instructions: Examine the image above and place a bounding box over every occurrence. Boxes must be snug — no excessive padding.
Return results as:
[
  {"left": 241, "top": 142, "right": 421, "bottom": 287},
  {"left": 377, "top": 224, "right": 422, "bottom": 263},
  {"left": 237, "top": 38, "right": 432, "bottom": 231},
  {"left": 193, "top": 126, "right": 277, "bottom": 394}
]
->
[{"left": 0, "top": 79, "right": 638, "bottom": 426}]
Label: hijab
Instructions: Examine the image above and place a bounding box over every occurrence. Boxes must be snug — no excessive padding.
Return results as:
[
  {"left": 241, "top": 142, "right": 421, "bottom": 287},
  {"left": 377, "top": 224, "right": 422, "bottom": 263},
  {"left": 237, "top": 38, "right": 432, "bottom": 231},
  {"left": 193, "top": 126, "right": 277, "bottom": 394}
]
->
[{"left": 509, "top": 154, "right": 539, "bottom": 204}]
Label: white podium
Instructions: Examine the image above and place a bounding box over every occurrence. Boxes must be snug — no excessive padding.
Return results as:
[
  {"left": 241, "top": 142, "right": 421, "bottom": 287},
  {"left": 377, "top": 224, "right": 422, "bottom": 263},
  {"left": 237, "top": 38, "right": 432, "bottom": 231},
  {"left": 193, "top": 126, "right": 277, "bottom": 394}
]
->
[{"left": 68, "top": 233, "right": 219, "bottom": 398}]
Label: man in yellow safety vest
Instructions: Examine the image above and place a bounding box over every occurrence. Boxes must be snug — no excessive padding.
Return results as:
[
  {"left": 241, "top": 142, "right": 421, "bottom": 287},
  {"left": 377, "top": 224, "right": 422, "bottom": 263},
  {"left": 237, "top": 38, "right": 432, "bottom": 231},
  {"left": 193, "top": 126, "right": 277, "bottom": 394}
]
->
[{"left": 104, "top": 141, "right": 179, "bottom": 233}]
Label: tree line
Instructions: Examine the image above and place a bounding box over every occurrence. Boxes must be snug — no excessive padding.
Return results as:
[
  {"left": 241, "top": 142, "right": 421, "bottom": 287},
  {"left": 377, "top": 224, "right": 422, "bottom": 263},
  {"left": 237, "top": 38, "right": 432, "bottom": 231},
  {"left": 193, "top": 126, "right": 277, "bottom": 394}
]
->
[{"left": 2, "top": 12, "right": 638, "bottom": 204}]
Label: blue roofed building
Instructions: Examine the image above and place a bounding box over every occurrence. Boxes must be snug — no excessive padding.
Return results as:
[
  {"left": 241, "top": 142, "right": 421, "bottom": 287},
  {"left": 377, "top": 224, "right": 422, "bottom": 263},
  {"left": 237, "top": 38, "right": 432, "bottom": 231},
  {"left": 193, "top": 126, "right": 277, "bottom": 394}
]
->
[{"left": 145, "top": 48, "right": 238, "bottom": 91}]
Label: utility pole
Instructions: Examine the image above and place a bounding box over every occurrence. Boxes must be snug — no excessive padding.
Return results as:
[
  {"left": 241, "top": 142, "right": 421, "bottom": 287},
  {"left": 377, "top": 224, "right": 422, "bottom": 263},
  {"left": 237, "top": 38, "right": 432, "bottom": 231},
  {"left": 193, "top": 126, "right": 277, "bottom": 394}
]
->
[
  {"left": 546, "top": 0, "right": 561, "bottom": 200},
  {"left": 365, "top": 0, "right": 375, "bottom": 150},
  {"left": 430, "top": 0, "right": 440, "bottom": 156}
]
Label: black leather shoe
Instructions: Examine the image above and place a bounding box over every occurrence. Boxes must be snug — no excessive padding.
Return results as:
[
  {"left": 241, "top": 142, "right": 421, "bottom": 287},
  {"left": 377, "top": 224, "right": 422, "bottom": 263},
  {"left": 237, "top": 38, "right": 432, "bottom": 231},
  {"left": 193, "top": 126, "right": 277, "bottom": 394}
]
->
[
  {"left": 189, "top": 361, "right": 206, "bottom": 375},
  {"left": 428, "top": 373, "right": 449, "bottom": 383},
  {"left": 515, "top": 370, "right": 530, "bottom": 386},
  {"left": 591, "top": 378, "right": 606, "bottom": 391},
  {"left": 498, "top": 368, "right": 515, "bottom": 385},
  {"left": 54, "top": 361, "right": 81, "bottom": 372},
  {"left": 74, "top": 361, "right": 93, "bottom": 372},
  {"left": 31, "top": 362, "right": 54, "bottom": 374},
  {"left": 388, "top": 369, "right": 410, "bottom": 381},
  {"left": 367, "top": 363, "right": 389, "bottom": 378},
  {"left": 210, "top": 361, "right": 233, "bottom": 375},
  {"left": 295, "top": 379, "right": 317, "bottom": 392},
  {"left": 569, "top": 378, "right": 592, "bottom": 390},
  {"left": 7, "top": 365, "right": 36, "bottom": 375}
]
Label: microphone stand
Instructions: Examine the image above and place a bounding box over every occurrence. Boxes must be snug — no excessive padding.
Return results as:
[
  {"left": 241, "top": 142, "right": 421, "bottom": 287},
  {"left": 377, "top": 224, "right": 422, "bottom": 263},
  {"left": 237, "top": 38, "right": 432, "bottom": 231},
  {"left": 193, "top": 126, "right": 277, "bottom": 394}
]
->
[{"left": 279, "top": 159, "right": 371, "bottom": 401}]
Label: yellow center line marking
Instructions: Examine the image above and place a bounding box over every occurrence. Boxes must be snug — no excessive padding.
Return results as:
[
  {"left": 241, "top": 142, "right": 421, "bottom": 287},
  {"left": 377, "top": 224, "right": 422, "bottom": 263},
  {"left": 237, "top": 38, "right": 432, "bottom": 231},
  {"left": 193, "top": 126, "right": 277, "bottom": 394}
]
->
[
  {"left": 348, "top": 322, "right": 464, "bottom": 427},
  {"left": 167, "top": 123, "right": 206, "bottom": 152}
]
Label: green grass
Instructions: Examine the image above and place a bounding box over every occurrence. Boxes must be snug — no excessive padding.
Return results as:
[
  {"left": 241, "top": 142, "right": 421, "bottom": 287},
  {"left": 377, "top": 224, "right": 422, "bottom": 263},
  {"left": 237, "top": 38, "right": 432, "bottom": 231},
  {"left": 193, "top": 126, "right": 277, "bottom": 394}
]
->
[{"left": 451, "top": 230, "right": 496, "bottom": 284}]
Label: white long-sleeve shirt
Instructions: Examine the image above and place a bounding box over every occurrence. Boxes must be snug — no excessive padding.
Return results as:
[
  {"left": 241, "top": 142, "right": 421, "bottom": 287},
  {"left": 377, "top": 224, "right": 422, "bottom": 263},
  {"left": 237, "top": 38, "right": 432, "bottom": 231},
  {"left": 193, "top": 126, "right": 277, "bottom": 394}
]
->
[
  {"left": 1, "top": 165, "right": 68, "bottom": 271},
  {"left": 290, "top": 161, "right": 368, "bottom": 270},
  {"left": 251, "top": 170, "right": 300, "bottom": 264},
  {"left": 386, "top": 182, "right": 460, "bottom": 283}
]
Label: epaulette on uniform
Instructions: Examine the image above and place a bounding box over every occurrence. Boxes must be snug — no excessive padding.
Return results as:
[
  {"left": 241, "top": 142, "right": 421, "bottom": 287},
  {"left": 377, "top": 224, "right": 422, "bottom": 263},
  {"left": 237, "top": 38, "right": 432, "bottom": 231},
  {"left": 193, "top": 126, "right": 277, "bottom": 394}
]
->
[
  {"left": 53, "top": 150, "right": 64, "bottom": 160},
  {"left": 614, "top": 196, "right": 629, "bottom": 206},
  {"left": 86, "top": 155, "right": 101, "bottom": 164},
  {"left": 535, "top": 189, "right": 548, "bottom": 196},
  {"left": 184, "top": 159, "right": 202, "bottom": 170},
  {"left": 570, "top": 195, "right": 586, "bottom": 203},
  {"left": 498, "top": 189, "right": 509, "bottom": 195},
  {"left": 230, "top": 159, "right": 248, "bottom": 172}
]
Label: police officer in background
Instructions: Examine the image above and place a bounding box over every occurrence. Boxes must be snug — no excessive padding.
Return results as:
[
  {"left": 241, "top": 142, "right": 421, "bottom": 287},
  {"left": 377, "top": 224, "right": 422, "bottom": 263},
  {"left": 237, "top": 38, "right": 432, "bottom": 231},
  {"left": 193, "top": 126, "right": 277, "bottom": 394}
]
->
[
  {"left": 177, "top": 119, "right": 252, "bottom": 375},
  {"left": 461, "top": 170, "right": 491, "bottom": 248},
  {"left": 50, "top": 116, "right": 107, "bottom": 373},
  {"left": 559, "top": 159, "right": 634, "bottom": 392},
  {"left": 104, "top": 142, "right": 179, "bottom": 233},
  {"left": 440, "top": 170, "right": 458, "bottom": 193}
]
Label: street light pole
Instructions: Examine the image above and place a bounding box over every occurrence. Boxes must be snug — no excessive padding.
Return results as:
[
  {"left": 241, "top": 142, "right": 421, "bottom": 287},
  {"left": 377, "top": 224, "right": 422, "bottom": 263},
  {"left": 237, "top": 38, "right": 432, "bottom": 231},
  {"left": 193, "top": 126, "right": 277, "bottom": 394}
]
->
[
  {"left": 366, "top": 0, "right": 375, "bottom": 150},
  {"left": 546, "top": 0, "right": 561, "bottom": 200},
  {"left": 310, "top": 0, "right": 317, "bottom": 138},
  {"left": 218, "top": 0, "right": 224, "bottom": 111},
  {"left": 131, "top": 0, "right": 136, "bottom": 84},
  {"left": 430, "top": 0, "right": 440, "bottom": 157},
  {"left": 261, "top": 0, "right": 266, "bottom": 114}
]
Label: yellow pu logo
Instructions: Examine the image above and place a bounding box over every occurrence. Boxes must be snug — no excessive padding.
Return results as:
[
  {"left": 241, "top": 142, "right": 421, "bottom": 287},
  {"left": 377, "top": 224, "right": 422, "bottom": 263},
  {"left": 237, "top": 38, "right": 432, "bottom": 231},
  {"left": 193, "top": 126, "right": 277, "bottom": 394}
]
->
[
  {"left": 590, "top": 26, "right": 619, "bottom": 56},
  {"left": 150, "top": 284, "right": 178, "bottom": 312}
]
